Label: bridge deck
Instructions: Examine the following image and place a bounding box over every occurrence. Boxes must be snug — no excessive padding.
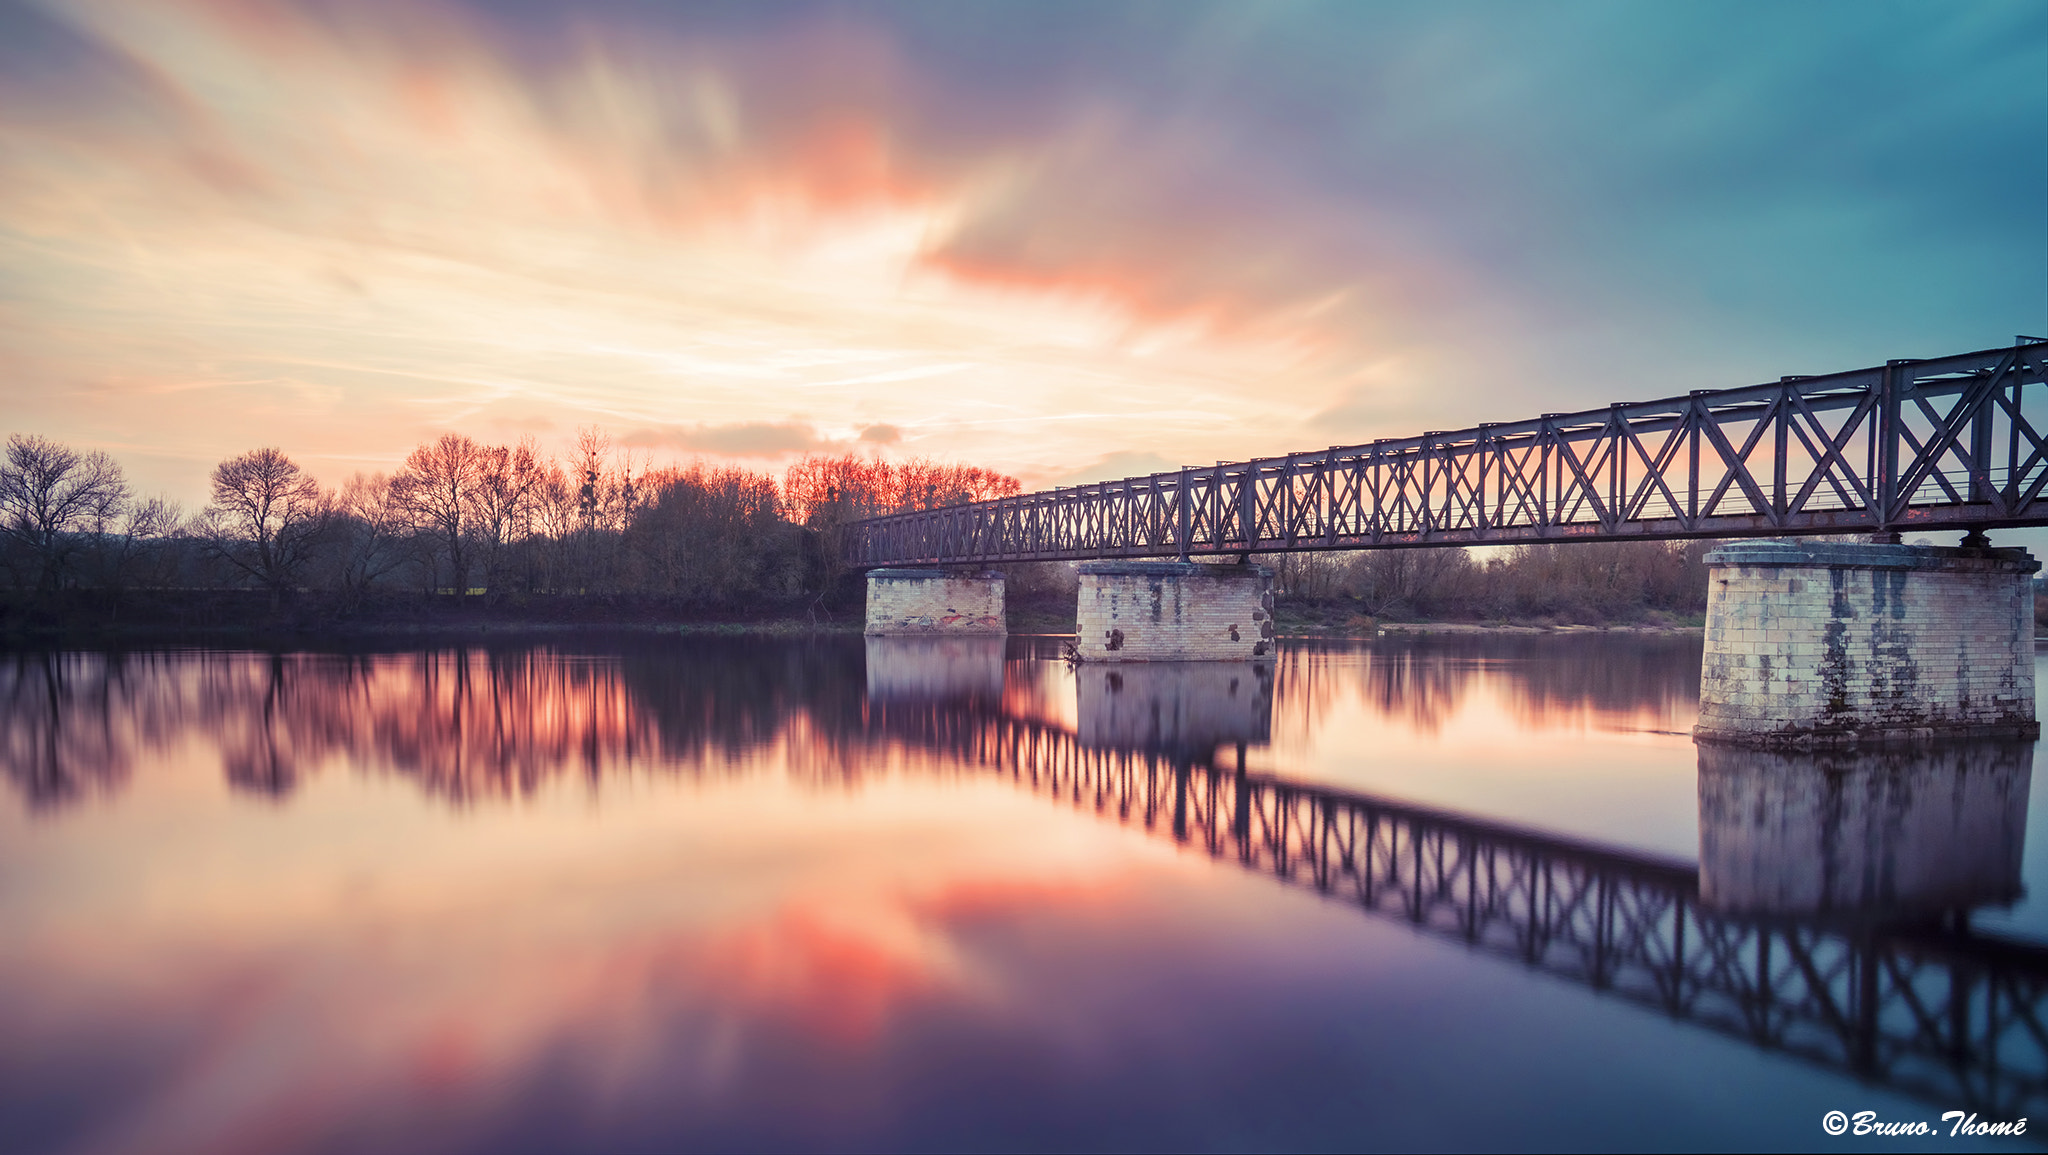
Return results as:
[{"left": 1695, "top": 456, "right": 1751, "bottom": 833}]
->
[{"left": 848, "top": 341, "right": 2048, "bottom": 565}]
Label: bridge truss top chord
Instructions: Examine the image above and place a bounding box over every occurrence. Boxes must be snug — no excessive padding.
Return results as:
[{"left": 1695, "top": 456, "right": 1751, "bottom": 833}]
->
[{"left": 846, "top": 341, "right": 2048, "bottom": 566}]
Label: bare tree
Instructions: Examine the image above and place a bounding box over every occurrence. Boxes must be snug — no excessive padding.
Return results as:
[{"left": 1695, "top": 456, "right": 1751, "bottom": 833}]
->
[
  {"left": 1343, "top": 548, "right": 1475, "bottom": 617},
  {"left": 392, "top": 433, "right": 490, "bottom": 594},
  {"left": 202, "top": 448, "right": 331, "bottom": 604},
  {"left": 629, "top": 462, "right": 794, "bottom": 602},
  {"left": 1269, "top": 551, "right": 1349, "bottom": 600},
  {"left": 333, "top": 472, "right": 410, "bottom": 612},
  {"left": 525, "top": 457, "right": 577, "bottom": 593},
  {"left": 91, "top": 496, "right": 185, "bottom": 594},
  {"left": 471, "top": 438, "right": 547, "bottom": 595},
  {"left": 574, "top": 427, "right": 611, "bottom": 533},
  {"left": 562, "top": 428, "right": 650, "bottom": 593},
  {"left": 0, "top": 434, "right": 129, "bottom": 590}
]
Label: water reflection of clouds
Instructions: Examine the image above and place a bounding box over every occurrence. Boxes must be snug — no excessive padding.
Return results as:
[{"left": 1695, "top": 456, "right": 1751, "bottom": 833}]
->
[
  {"left": 1256, "top": 638, "right": 1705, "bottom": 855},
  {"left": 1, "top": 759, "right": 1183, "bottom": 1155},
  {"left": 3, "top": 641, "right": 2043, "bottom": 1150},
  {"left": 998, "top": 641, "right": 1079, "bottom": 732}
]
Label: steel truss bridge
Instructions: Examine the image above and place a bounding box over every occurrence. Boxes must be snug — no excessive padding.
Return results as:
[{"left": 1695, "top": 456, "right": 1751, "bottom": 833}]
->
[
  {"left": 862, "top": 699, "right": 2048, "bottom": 1119},
  {"left": 848, "top": 341, "right": 2048, "bottom": 566}
]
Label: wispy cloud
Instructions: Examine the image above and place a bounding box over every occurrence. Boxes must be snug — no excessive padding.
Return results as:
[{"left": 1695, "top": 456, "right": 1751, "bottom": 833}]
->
[{"left": 619, "top": 420, "right": 831, "bottom": 457}]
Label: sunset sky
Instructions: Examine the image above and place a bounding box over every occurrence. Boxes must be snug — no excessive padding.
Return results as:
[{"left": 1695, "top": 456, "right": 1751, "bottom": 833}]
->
[{"left": 1, "top": 0, "right": 2042, "bottom": 506}]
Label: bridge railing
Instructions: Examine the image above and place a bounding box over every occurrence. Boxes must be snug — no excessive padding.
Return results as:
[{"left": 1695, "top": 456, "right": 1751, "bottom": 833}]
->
[{"left": 847, "top": 341, "right": 2048, "bottom": 565}]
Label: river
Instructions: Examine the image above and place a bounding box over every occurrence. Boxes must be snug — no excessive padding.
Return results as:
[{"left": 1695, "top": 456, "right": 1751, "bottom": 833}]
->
[{"left": 2, "top": 634, "right": 2043, "bottom": 1152}]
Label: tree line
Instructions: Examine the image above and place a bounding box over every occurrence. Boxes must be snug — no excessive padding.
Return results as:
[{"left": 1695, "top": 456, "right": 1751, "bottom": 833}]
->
[
  {"left": 6, "top": 426, "right": 1872, "bottom": 630},
  {"left": 0, "top": 430, "right": 1019, "bottom": 618},
  {"left": 1265, "top": 539, "right": 1715, "bottom": 625}
]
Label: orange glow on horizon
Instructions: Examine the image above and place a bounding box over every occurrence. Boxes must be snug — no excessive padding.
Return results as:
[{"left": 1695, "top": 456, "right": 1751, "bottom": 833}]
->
[{"left": 0, "top": 0, "right": 1462, "bottom": 507}]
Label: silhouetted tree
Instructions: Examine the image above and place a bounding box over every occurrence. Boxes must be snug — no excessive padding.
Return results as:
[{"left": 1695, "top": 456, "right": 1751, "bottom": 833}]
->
[
  {"left": 392, "top": 433, "right": 490, "bottom": 594},
  {"left": 89, "top": 495, "right": 185, "bottom": 595},
  {"left": 202, "top": 447, "right": 331, "bottom": 604},
  {"left": 0, "top": 433, "right": 129, "bottom": 591},
  {"left": 471, "top": 438, "right": 548, "bottom": 596},
  {"left": 629, "top": 463, "right": 799, "bottom": 603},
  {"left": 332, "top": 472, "right": 410, "bottom": 612}
]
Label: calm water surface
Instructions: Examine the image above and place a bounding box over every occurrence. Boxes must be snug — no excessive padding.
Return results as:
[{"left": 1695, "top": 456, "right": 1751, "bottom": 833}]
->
[{"left": 4, "top": 634, "right": 2045, "bottom": 1153}]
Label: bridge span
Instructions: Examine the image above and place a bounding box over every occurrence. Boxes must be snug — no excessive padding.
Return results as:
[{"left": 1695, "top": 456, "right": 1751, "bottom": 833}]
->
[
  {"left": 847, "top": 340, "right": 2048, "bottom": 567},
  {"left": 855, "top": 344, "right": 2047, "bottom": 744}
]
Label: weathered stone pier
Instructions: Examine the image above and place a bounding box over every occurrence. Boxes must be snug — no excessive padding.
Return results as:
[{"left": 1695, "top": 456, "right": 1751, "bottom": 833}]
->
[
  {"left": 863, "top": 568, "right": 1006, "bottom": 636},
  {"left": 1073, "top": 561, "right": 1275, "bottom": 662},
  {"left": 1695, "top": 540, "right": 2039, "bottom": 747}
]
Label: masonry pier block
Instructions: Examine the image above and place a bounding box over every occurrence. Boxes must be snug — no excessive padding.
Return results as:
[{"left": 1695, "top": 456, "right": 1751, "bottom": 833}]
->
[
  {"left": 1695, "top": 540, "right": 2039, "bottom": 747},
  {"left": 1074, "top": 561, "right": 1275, "bottom": 662},
  {"left": 864, "top": 569, "right": 1006, "bottom": 636}
]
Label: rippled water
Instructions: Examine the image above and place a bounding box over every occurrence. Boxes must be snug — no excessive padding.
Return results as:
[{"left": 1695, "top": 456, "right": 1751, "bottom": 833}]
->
[{"left": 3, "top": 635, "right": 2044, "bottom": 1153}]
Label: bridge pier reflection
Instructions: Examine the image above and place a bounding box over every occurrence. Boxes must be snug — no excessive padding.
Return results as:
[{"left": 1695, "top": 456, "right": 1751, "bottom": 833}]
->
[
  {"left": 1698, "top": 740, "right": 2031, "bottom": 922},
  {"left": 1075, "top": 661, "right": 1272, "bottom": 758},
  {"left": 863, "top": 637, "right": 1007, "bottom": 707},
  {"left": 9, "top": 643, "right": 2047, "bottom": 1120}
]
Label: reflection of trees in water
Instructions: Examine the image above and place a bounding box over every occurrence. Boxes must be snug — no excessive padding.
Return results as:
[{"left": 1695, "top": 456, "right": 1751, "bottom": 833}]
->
[
  {"left": 0, "top": 642, "right": 870, "bottom": 808},
  {"left": 1489, "top": 635, "right": 1702, "bottom": 731},
  {"left": 1269, "top": 644, "right": 1472, "bottom": 738},
  {"left": 1, "top": 636, "right": 1702, "bottom": 811},
  {"left": 0, "top": 651, "right": 189, "bottom": 809},
  {"left": 1274, "top": 635, "right": 1703, "bottom": 738},
  {"left": 363, "top": 642, "right": 864, "bottom": 799}
]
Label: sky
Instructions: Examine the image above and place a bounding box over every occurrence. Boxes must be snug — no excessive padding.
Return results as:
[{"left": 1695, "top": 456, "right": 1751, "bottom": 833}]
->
[{"left": 0, "top": 0, "right": 2043, "bottom": 507}]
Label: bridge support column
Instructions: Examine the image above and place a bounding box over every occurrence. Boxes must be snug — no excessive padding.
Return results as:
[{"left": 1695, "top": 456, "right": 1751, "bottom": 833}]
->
[
  {"left": 1075, "top": 561, "right": 1274, "bottom": 661},
  {"left": 1695, "top": 540, "right": 2039, "bottom": 747},
  {"left": 864, "top": 568, "right": 1006, "bottom": 636}
]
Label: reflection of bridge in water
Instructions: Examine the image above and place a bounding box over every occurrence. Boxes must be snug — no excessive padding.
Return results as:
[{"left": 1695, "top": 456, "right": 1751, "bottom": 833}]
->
[{"left": 865, "top": 641, "right": 2048, "bottom": 1120}]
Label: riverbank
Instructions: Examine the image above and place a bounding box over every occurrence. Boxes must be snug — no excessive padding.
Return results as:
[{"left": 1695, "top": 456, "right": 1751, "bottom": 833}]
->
[
  {"left": 1272, "top": 597, "right": 1704, "bottom": 637},
  {"left": 1361, "top": 620, "right": 1704, "bottom": 636},
  {"left": 0, "top": 588, "right": 872, "bottom": 647},
  {"left": 0, "top": 588, "right": 1707, "bottom": 646}
]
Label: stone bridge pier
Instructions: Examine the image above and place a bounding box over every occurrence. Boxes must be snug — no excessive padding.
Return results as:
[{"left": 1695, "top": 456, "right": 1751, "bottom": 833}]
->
[
  {"left": 1695, "top": 540, "right": 2039, "bottom": 747},
  {"left": 864, "top": 568, "right": 1006, "bottom": 636},
  {"left": 1074, "top": 561, "right": 1276, "bottom": 662}
]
